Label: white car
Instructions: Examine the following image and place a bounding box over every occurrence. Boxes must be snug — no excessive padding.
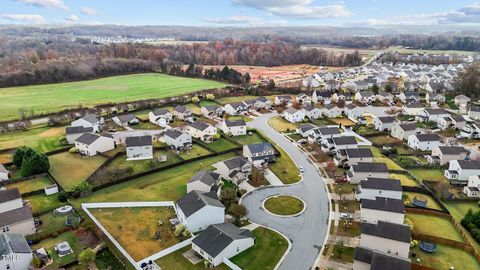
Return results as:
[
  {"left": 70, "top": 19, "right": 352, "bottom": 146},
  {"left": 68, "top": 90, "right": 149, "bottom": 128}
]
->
[{"left": 299, "top": 166, "right": 304, "bottom": 173}]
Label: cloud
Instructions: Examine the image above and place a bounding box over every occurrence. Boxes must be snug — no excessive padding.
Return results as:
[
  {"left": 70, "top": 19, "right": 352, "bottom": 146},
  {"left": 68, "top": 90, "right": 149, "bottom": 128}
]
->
[
  {"left": 65, "top": 14, "right": 79, "bottom": 22},
  {"left": 81, "top": 7, "right": 97, "bottom": 16},
  {"left": 15, "top": 0, "right": 68, "bottom": 11},
  {"left": 232, "top": 0, "right": 352, "bottom": 19},
  {"left": 203, "top": 15, "right": 287, "bottom": 26},
  {"left": 2, "top": 14, "right": 45, "bottom": 24}
]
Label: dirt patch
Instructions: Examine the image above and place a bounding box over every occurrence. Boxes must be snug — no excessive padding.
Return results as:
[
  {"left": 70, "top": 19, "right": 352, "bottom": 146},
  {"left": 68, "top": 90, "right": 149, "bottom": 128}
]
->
[
  {"left": 39, "top": 127, "right": 65, "bottom": 138},
  {"left": 75, "top": 227, "right": 100, "bottom": 248}
]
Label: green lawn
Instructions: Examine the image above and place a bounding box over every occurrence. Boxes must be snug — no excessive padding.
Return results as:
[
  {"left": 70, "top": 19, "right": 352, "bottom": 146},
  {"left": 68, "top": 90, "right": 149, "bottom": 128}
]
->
[
  {"left": 410, "top": 244, "right": 480, "bottom": 270},
  {"left": 228, "top": 115, "right": 253, "bottom": 122},
  {"left": 0, "top": 125, "right": 66, "bottom": 152},
  {"left": 370, "top": 147, "right": 404, "bottom": 171},
  {"left": 268, "top": 116, "right": 298, "bottom": 133},
  {"left": 337, "top": 221, "right": 361, "bottom": 238},
  {"left": 230, "top": 227, "right": 289, "bottom": 270},
  {"left": 410, "top": 168, "right": 447, "bottom": 182},
  {"left": 403, "top": 192, "right": 443, "bottom": 211},
  {"left": 26, "top": 193, "right": 63, "bottom": 215},
  {"left": 339, "top": 200, "right": 360, "bottom": 213},
  {"left": 369, "top": 135, "right": 402, "bottom": 146},
  {"left": 49, "top": 152, "right": 107, "bottom": 190},
  {"left": 155, "top": 246, "right": 229, "bottom": 270},
  {"left": 333, "top": 183, "right": 358, "bottom": 195},
  {"left": 103, "top": 150, "right": 182, "bottom": 175},
  {"left": 329, "top": 244, "right": 356, "bottom": 263},
  {"left": 131, "top": 121, "right": 162, "bottom": 130},
  {"left": 32, "top": 230, "right": 87, "bottom": 269},
  {"left": 264, "top": 195, "right": 304, "bottom": 215},
  {"left": 444, "top": 202, "right": 480, "bottom": 251},
  {"left": 0, "top": 73, "right": 228, "bottom": 122},
  {"left": 178, "top": 145, "right": 213, "bottom": 160},
  {"left": 269, "top": 152, "right": 301, "bottom": 184},
  {"left": 390, "top": 173, "right": 419, "bottom": 187},
  {"left": 5, "top": 175, "right": 53, "bottom": 194},
  {"left": 199, "top": 100, "right": 220, "bottom": 107},
  {"left": 235, "top": 133, "right": 266, "bottom": 145},
  {"left": 405, "top": 213, "right": 464, "bottom": 242},
  {"left": 205, "top": 138, "right": 239, "bottom": 152},
  {"left": 35, "top": 211, "right": 70, "bottom": 239}
]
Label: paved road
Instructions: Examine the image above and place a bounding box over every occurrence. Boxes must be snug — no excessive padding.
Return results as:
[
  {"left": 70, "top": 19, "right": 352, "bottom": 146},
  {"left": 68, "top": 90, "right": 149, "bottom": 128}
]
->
[{"left": 241, "top": 113, "right": 330, "bottom": 270}]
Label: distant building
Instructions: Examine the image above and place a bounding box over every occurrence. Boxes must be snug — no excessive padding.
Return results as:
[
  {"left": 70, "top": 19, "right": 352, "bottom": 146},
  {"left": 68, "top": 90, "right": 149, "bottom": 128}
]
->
[
  {"left": 148, "top": 109, "right": 172, "bottom": 126},
  {"left": 428, "top": 146, "right": 469, "bottom": 166},
  {"left": 282, "top": 108, "right": 306, "bottom": 123},
  {"left": 112, "top": 114, "right": 139, "bottom": 127},
  {"left": 373, "top": 116, "right": 396, "bottom": 132},
  {"left": 243, "top": 143, "right": 276, "bottom": 165},
  {"left": 391, "top": 123, "right": 416, "bottom": 140},
  {"left": 71, "top": 114, "right": 102, "bottom": 132},
  {"left": 65, "top": 126, "right": 94, "bottom": 144},
  {"left": 186, "top": 122, "right": 217, "bottom": 143}
]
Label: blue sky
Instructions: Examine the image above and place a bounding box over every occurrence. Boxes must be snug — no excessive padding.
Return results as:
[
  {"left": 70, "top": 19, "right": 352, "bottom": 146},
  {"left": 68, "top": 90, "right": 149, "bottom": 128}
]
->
[{"left": 1, "top": 0, "right": 480, "bottom": 27}]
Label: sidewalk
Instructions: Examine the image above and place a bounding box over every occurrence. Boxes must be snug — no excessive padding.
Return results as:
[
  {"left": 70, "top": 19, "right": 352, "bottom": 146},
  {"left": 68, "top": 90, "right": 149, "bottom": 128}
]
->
[{"left": 264, "top": 168, "right": 284, "bottom": 186}]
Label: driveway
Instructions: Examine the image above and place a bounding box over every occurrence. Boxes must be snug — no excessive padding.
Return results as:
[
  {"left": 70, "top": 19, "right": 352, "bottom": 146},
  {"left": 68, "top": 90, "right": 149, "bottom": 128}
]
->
[{"left": 241, "top": 113, "right": 330, "bottom": 270}]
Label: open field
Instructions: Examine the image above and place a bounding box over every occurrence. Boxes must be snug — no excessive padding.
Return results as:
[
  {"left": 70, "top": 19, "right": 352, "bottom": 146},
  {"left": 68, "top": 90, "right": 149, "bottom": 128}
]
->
[
  {"left": 0, "top": 125, "right": 66, "bottom": 152},
  {"left": 405, "top": 213, "right": 464, "bottom": 242},
  {"left": 205, "top": 138, "right": 239, "bottom": 152},
  {"left": 410, "top": 244, "right": 480, "bottom": 270},
  {"left": 369, "top": 135, "right": 402, "bottom": 146},
  {"left": 91, "top": 207, "right": 178, "bottom": 261},
  {"left": 49, "top": 152, "right": 107, "bottom": 190},
  {"left": 264, "top": 195, "right": 304, "bottom": 215},
  {"left": 390, "top": 173, "right": 419, "bottom": 187},
  {"left": 392, "top": 47, "right": 480, "bottom": 56},
  {"left": 410, "top": 168, "right": 447, "bottom": 182},
  {"left": 301, "top": 45, "right": 380, "bottom": 59},
  {"left": 5, "top": 175, "right": 53, "bottom": 194},
  {"left": 403, "top": 192, "right": 443, "bottom": 211},
  {"left": 26, "top": 193, "right": 63, "bottom": 215},
  {"left": 268, "top": 116, "right": 298, "bottom": 133},
  {"left": 0, "top": 73, "right": 228, "bottom": 122}
]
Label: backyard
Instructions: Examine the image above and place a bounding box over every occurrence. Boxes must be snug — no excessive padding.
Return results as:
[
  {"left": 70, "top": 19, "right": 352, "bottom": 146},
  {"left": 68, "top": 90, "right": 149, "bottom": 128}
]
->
[
  {"left": 369, "top": 135, "right": 402, "bottom": 146},
  {"left": 389, "top": 173, "right": 419, "bottom": 187},
  {"left": 178, "top": 145, "right": 213, "bottom": 160},
  {"left": 268, "top": 116, "right": 298, "bottom": 133},
  {"left": 35, "top": 211, "right": 71, "bottom": 239},
  {"left": 26, "top": 193, "right": 63, "bottom": 215},
  {"left": 0, "top": 125, "right": 66, "bottom": 152},
  {"left": 91, "top": 207, "right": 179, "bottom": 261},
  {"left": 410, "top": 243, "right": 480, "bottom": 270},
  {"left": 216, "top": 95, "right": 266, "bottom": 105},
  {"left": 405, "top": 213, "right": 464, "bottom": 242},
  {"left": 235, "top": 133, "right": 266, "bottom": 145},
  {"left": 0, "top": 73, "right": 228, "bottom": 122},
  {"left": 370, "top": 147, "right": 404, "bottom": 170},
  {"left": 205, "top": 138, "right": 239, "bottom": 152},
  {"left": 403, "top": 192, "right": 443, "bottom": 211},
  {"left": 5, "top": 175, "right": 53, "bottom": 194},
  {"left": 330, "top": 117, "right": 355, "bottom": 127},
  {"left": 49, "top": 152, "right": 107, "bottom": 190},
  {"left": 410, "top": 168, "right": 447, "bottom": 182}
]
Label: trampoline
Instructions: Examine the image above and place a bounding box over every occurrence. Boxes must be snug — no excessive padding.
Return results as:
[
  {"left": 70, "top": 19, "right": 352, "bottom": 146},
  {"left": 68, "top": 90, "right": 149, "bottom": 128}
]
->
[
  {"left": 419, "top": 241, "right": 437, "bottom": 253},
  {"left": 412, "top": 196, "right": 428, "bottom": 208}
]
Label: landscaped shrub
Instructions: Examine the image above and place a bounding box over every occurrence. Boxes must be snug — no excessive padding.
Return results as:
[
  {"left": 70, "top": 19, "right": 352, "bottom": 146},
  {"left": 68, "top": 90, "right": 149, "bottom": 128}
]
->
[
  {"left": 461, "top": 209, "right": 480, "bottom": 243},
  {"left": 14, "top": 146, "right": 50, "bottom": 177}
]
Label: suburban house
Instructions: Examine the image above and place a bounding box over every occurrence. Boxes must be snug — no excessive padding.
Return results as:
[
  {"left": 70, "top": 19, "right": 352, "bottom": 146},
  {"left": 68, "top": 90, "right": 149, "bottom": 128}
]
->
[
  {"left": 354, "top": 247, "right": 411, "bottom": 270},
  {"left": 213, "top": 156, "right": 252, "bottom": 183},
  {"left": 201, "top": 105, "right": 224, "bottom": 119},
  {"left": 112, "top": 114, "right": 139, "bottom": 127},
  {"left": 428, "top": 146, "right": 469, "bottom": 165},
  {"left": 377, "top": 92, "right": 394, "bottom": 104},
  {"left": 302, "top": 105, "right": 322, "bottom": 120},
  {"left": 326, "top": 136, "right": 358, "bottom": 154},
  {"left": 75, "top": 133, "right": 115, "bottom": 156},
  {"left": 296, "top": 93, "right": 312, "bottom": 104},
  {"left": 173, "top": 105, "right": 193, "bottom": 120},
  {"left": 464, "top": 175, "right": 480, "bottom": 198},
  {"left": 0, "top": 233, "right": 33, "bottom": 270},
  {"left": 398, "top": 91, "right": 420, "bottom": 104},
  {"left": 186, "top": 121, "right": 217, "bottom": 143},
  {"left": 360, "top": 197, "right": 405, "bottom": 225},
  {"left": 356, "top": 178, "right": 403, "bottom": 201},
  {"left": 312, "top": 90, "right": 333, "bottom": 104},
  {"left": 163, "top": 129, "right": 192, "bottom": 150},
  {"left": 274, "top": 95, "right": 293, "bottom": 106},
  {"left": 224, "top": 102, "right": 247, "bottom": 115},
  {"left": 317, "top": 126, "right": 342, "bottom": 140},
  {"left": 354, "top": 91, "right": 376, "bottom": 104},
  {"left": 402, "top": 103, "right": 424, "bottom": 116},
  {"left": 282, "top": 108, "right": 306, "bottom": 123},
  {"left": 445, "top": 160, "right": 480, "bottom": 184},
  {"left": 468, "top": 106, "right": 480, "bottom": 121},
  {"left": 175, "top": 191, "right": 225, "bottom": 233},
  {"left": 348, "top": 163, "right": 389, "bottom": 184},
  {"left": 71, "top": 114, "right": 102, "bottom": 132},
  {"left": 417, "top": 108, "right": 450, "bottom": 123},
  {"left": 65, "top": 126, "right": 94, "bottom": 144},
  {"left": 426, "top": 92, "right": 446, "bottom": 104},
  {"left": 335, "top": 148, "right": 374, "bottom": 167},
  {"left": 321, "top": 104, "right": 342, "bottom": 118},
  {"left": 373, "top": 116, "right": 397, "bottom": 132},
  {"left": 148, "top": 109, "right": 172, "bottom": 126},
  {"left": 0, "top": 189, "right": 35, "bottom": 236},
  {"left": 191, "top": 223, "right": 254, "bottom": 267},
  {"left": 0, "top": 164, "right": 9, "bottom": 181},
  {"left": 454, "top": 94, "right": 471, "bottom": 106},
  {"left": 217, "top": 119, "right": 247, "bottom": 136},
  {"left": 243, "top": 143, "right": 276, "bottom": 165},
  {"left": 345, "top": 104, "right": 363, "bottom": 120},
  {"left": 125, "top": 135, "right": 153, "bottom": 161},
  {"left": 391, "top": 123, "right": 416, "bottom": 140},
  {"left": 332, "top": 92, "right": 352, "bottom": 103},
  {"left": 359, "top": 221, "right": 411, "bottom": 258},
  {"left": 254, "top": 97, "right": 272, "bottom": 109},
  {"left": 242, "top": 99, "right": 257, "bottom": 111},
  {"left": 297, "top": 123, "right": 318, "bottom": 138},
  {"left": 187, "top": 170, "right": 221, "bottom": 194},
  {"left": 437, "top": 115, "right": 466, "bottom": 130},
  {"left": 407, "top": 133, "right": 441, "bottom": 151}
]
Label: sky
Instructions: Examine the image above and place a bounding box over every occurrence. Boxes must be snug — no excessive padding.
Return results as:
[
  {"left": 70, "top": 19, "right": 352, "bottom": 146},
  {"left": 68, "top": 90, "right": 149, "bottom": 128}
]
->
[{"left": 1, "top": 0, "right": 480, "bottom": 27}]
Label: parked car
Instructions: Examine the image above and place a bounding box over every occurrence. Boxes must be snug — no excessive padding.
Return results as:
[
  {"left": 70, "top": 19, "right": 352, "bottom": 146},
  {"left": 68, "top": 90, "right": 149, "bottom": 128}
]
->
[{"left": 299, "top": 166, "right": 304, "bottom": 173}]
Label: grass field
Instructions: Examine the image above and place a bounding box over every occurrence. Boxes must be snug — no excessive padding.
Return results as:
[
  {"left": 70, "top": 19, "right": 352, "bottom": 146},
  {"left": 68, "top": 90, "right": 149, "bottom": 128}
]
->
[
  {"left": 269, "top": 150, "right": 301, "bottom": 184},
  {"left": 5, "top": 175, "right": 53, "bottom": 194},
  {"left": 330, "top": 117, "right": 355, "bottom": 127},
  {"left": 205, "top": 138, "right": 239, "bottom": 152},
  {"left": 178, "top": 145, "right": 212, "bottom": 160},
  {"left": 235, "top": 133, "right": 266, "bottom": 145},
  {"left": 216, "top": 95, "right": 262, "bottom": 105},
  {"left": 26, "top": 193, "right": 63, "bottom": 215},
  {"left": 444, "top": 201, "right": 480, "bottom": 251},
  {"left": 264, "top": 196, "right": 304, "bottom": 215},
  {"left": 410, "top": 168, "right": 447, "bottom": 182},
  {"left": 49, "top": 152, "right": 107, "bottom": 190},
  {"left": 390, "top": 173, "right": 419, "bottom": 187},
  {"left": 370, "top": 147, "right": 404, "bottom": 170},
  {"left": 0, "top": 125, "right": 66, "bottom": 152},
  {"left": 0, "top": 73, "right": 228, "bottom": 122},
  {"left": 91, "top": 207, "right": 178, "bottom": 261},
  {"left": 268, "top": 116, "right": 298, "bottom": 133},
  {"left": 104, "top": 150, "right": 183, "bottom": 175},
  {"left": 410, "top": 244, "right": 480, "bottom": 270},
  {"left": 405, "top": 213, "right": 464, "bottom": 242},
  {"left": 36, "top": 211, "right": 70, "bottom": 239},
  {"left": 403, "top": 192, "right": 443, "bottom": 211},
  {"left": 155, "top": 246, "right": 229, "bottom": 270},
  {"left": 32, "top": 230, "right": 87, "bottom": 268},
  {"left": 369, "top": 135, "right": 402, "bottom": 146}
]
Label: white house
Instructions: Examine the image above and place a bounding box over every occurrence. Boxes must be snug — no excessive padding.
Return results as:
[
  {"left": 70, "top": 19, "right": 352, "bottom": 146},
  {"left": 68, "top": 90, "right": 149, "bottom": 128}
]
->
[
  {"left": 348, "top": 162, "right": 389, "bottom": 184},
  {"left": 282, "top": 108, "right": 306, "bottom": 123},
  {"left": 354, "top": 247, "right": 411, "bottom": 270},
  {"left": 224, "top": 102, "right": 247, "bottom": 115},
  {"left": 390, "top": 123, "right": 416, "bottom": 140},
  {"left": 426, "top": 93, "right": 446, "bottom": 104},
  {"left": 312, "top": 91, "right": 333, "bottom": 104},
  {"left": 464, "top": 175, "right": 480, "bottom": 198},
  {"left": 0, "top": 189, "right": 23, "bottom": 213},
  {"left": 201, "top": 105, "right": 223, "bottom": 119},
  {"left": 65, "top": 126, "right": 94, "bottom": 144},
  {"left": 186, "top": 121, "right": 217, "bottom": 143},
  {"left": 274, "top": 95, "right": 293, "bottom": 106},
  {"left": 437, "top": 115, "right": 466, "bottom": 130},
  {"left": 373, "top": 116, "right": 397, "bottom": 132},
  {"left": 398, "top": 91, "right": 420, "bottom": 104},
  {"left": 71, "top": 114, "right": 102, "bottom": 133},
  {"left": 163, "top": 129, "right": 192, "bottom": 150},
  {"left": 302, "top": 105, "right": 322, "bottom": 120},
  {"left": 75, "top": 133, "right": 115, "bottom": 156},
  {"left": 148, "top": 109, "right": 172, "bottom": 126},
  {"left": 345, "top": 104, "right": 363, "bottom": 120},
  {"left": 0, "top": 189, "right": 35, "bottom": 236},
  {"left": 254, "top": 97, "right": 273, "bottom": 109},
  {"left": 0, "top": 164, "right": 9, "bottom": 181},
  {"left": 317, "top": 126, "right": 342, "bottom": 140},
  {"left": 213, "top": 156, "right": 252, "bottom": 183},
  {"left": 417, "top": 108, "right": 450, "bottom": 123},
  {"left": 192, "top": 223, "right": 254, "bottom": 267},
  {"left": 217, "top": 120, "right": 247, "bottom": 136},
  {"left": 175, "top": 191, "right": 225, "bottom": 233},
  {"left": 445, "top": 160, "right": 480, "bottom": 184},
  {"left": 0, "top": 234, "right": 32, "bottom": 270},
  {"left": 428, "top": 146, "right": 469, "bottom": 166},
  {"left": 359, "top": 221, "right": 411, "bottom": 259},
  {"left": 377, "top": 92, "right": 394, "bottom": 104},
  {"left": 187, "top": 170, "right": 221, "bottom": 194},
  {"left": 125, "top": 135, "right": 153, "bottom": 161},
  {"left": 468, "top": 106, "right": 480, "bottom": 121},
  {"left": 355, "top": 91, "right": 376, "bottom": 105},
  {"left": 356, "top": 178, "right": 403, "bottom": 201},
  {"left": 243, "top": 143, "right": 276, "bottom": 165},
  {"left": 402, "top": 103, "right": 425, "bottom": 116},
  {"left": 297, "top": 123, "right": 318, "bottom": 138},
  {"left": 112, "top": 114, "right": 139, "bottom": 127},
  {"left": 360, "top": 197, "right": 405, "bottom": 225},
  {"left": 454, "top": 94, "right": 471, "bottom": 106},
  {"left": 407, "top": 133, "right": 441, "bottom": 151},
  {"left": 173, "top": 105, "right": 193, "bottom": 121},
  {"left": 296, "top": 93, "right": 312, "bottom": 105},
  {"left": 335, "top": 148, "right": 374, "bottom": 167},
  {"left": 322, "top": 104, "right": 342, "bottom": 118}
]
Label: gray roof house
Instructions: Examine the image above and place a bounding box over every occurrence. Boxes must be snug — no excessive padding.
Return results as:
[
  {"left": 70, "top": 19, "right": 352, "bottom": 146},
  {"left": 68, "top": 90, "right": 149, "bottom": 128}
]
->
[
  {"left": 243, "top": 142, "right": 276, "bottom": 164},
  {"left": 0, "top": 233, "right": 33, "bottom": 270},
  {"left": 125, "top": 135, "right": 153, "bottom": 161},
  {"left": 361, "top": 197, "right": 405, "bottom": 224},
  {"left": 213, "top": 156, "right": 252, "bottom": 183},
  {"left": 354, "top": 247, "right": 411, "bottom": 270},
  {"left": 175, "top": 191, "right": 225, "bottom": 233},
  {"left": 360, "top": 221, "right": 411, "bottom": 258},
  {"left": 187, "top": 170, "right": 221, "bottom": 194},
  {"left": 112, "top": 114, "right": 139, "bottom": 126},
  {"left": 164, "top": 129, "right": 192, "bottom": 150},
  {"left": 348, "top": 162, "right": 389, "bottom": 184}
]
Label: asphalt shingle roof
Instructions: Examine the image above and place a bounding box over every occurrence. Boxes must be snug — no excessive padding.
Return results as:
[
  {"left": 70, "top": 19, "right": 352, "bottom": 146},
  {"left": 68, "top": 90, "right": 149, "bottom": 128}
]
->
[
  {"left": 456, "top": 160, "right": 480, "bottom": 170},
  {"left": 222, "top": 156, "right": 248, "bottom": 170},
  {"left": 354, "top": 247, "right": 410, "bottom": 270},
  {"left": 75, "top": 133, "right": 100, "bottom": 145},
  {"left": 344, "top": 148, "right": 373, "bottom": 158},
  {"left": 65, "top": 126, "right": 93, "bottom": 134},
  {"left": 361, "top": 177, "right": 402, "bottom": 191},
  {"left": 125, "top": 136, "right": 152, "bottom": 147},
  {"left": 225, "top": 120, "right": 246, "bottom": 127},
  {"left": 176, "top": 191, "right": 224, "bottom": 218},
  {"left": 414, "top": 133, "right": 440, "bottom": 142},
  {"left": 189, "top": 121, "right": 211, "bottom": 131},
  {"left": 361, "top": 197, "right": 405, "bottom": 213},
  {"left": 353, "top": 163, "right": 388, "bottom": 173},
  {"left": 164, "top": 129, "right": 185, "bottom": 139},
  {"left": 332, "top": 136, "right": 357, "bottom": 146},
  {"left": 0, "top": 189, "right": 20, "bottom": 204},
  {"left": 188, "top": 170, "right": 220, "bottom": 186},
  {"left": 361, "top": 221, "right": 411, "bottom": 243},
  {"left": 246, "top": 142, "right": 274, "bottom": 154},
  {"left": 438, "top": 146, "right": 468, "bottom": 155},
  {"left": 0, "top": 206, "right": 33, "bottom": 227}
]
